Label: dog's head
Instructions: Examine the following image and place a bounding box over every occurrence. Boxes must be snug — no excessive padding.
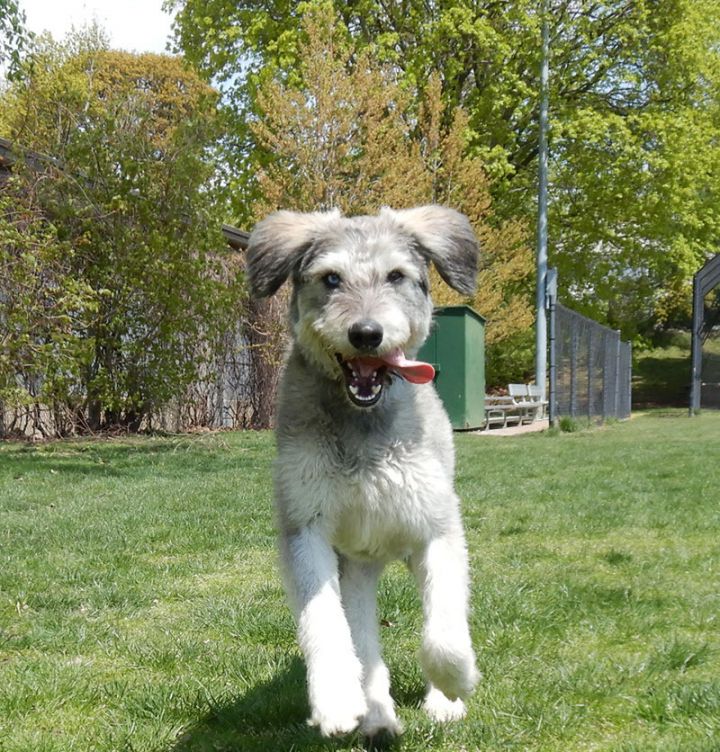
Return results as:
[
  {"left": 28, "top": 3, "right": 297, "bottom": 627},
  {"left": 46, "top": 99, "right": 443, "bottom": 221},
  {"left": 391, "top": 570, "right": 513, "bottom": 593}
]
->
[{"left": 246, "top": 206, "right": 478, "bottom": 408}]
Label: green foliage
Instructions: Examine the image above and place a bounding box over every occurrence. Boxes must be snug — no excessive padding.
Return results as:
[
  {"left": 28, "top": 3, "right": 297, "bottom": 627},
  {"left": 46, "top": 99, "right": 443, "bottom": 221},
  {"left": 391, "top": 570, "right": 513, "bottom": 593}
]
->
[
  {"left": 484, "top": 327, "right": 535, "bottom": 389},
  {"left": 1, "top": 32, "right": 239, "bottom": 432},
  {"left": 0, "top": 178, "right": 96, "bottom": 433},
  {"left": 170, "top": 0, "right": 720, "bottom": 340},
  {"left": 0, "top": 0, "right": 30, "bottom": 81},
  {"left": 558, "top": 415, "right": 585, "bottom": 433},
  {"left": 247, "top": 5, "right": 535, "bottom": 375}
]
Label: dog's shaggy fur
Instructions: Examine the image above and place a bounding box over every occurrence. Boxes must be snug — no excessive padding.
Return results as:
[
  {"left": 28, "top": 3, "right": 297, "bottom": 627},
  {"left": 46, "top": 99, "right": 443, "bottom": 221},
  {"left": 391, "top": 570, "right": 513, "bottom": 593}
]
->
[{"left": 246, "top": 205, "right": 480, "bottom": 737}]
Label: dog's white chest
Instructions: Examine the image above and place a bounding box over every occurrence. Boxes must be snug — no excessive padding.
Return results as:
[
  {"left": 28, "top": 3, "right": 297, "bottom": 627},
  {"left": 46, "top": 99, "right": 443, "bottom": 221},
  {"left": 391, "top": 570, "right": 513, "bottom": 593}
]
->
[
  {"left": 275, "top": 369, "right": 458, "bottom": 563},
  {"left": 279, "top": 434, "right": 452, "bottom": 561},
  {"left": 325, "top": 446, "right": 449, "bottom": 559}
]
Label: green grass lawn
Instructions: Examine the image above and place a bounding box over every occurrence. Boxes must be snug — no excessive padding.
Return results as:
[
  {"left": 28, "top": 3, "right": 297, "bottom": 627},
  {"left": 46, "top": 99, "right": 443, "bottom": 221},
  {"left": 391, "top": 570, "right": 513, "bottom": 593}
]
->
[{"left": 1, "top": 411, "right": 719, "bottom": 751}]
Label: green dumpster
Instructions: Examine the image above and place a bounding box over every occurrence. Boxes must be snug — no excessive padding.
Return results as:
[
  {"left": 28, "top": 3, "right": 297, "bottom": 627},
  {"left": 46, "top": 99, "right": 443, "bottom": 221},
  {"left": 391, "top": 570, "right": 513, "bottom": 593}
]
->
[{"left": 417, "top": 305, "right": 485, "bottom": 430}]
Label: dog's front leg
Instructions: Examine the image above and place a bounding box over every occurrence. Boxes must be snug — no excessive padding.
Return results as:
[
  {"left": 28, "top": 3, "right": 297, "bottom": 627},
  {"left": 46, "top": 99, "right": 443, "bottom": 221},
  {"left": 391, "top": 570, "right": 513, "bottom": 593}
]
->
[
  {"left": 281, "top": 524, "right": 368, "bottom": 736},
  {"left": 410, "top": 525, "right": 480, "bottom": 721},
  {"left": 340, "top": 558, "right": 403, "bottom": 737}
]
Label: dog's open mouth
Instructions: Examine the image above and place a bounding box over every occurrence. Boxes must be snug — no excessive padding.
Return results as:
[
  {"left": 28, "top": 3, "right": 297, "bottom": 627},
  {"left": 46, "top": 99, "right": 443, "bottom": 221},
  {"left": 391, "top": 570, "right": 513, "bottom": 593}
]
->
[{"left": 336, "top": 349, "right": 435, "bottom": 408}]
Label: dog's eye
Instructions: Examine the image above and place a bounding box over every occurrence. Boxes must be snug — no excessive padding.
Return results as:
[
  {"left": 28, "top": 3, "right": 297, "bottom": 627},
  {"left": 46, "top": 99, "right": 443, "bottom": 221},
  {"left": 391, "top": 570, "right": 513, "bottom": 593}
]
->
[
  {"left": 387, "top": 270, "right": 405, "bottom": 284},
  {"left": 322, "top": 272, "right": 342, "bottom": 289}
]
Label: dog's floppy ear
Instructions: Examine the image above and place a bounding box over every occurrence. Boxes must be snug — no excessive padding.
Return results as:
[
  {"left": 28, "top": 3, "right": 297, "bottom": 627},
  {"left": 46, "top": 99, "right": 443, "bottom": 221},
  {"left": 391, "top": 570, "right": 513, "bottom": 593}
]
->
[
  {"left": 246, "top": 209, "right": 342, "bottom": 297},
  {"left": 387, "top": 205, "right": 478, "bottom": 296}
]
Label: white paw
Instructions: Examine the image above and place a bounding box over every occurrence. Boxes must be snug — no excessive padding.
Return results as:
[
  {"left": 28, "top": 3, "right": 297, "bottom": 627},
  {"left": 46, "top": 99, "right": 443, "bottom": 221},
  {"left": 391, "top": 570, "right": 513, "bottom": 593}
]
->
[
  {"left": 308, "top": 680, "right": 368, "bottom": 737},
  {"left": 420, "top": 633, "right": 480, "bottom": 701},
  {"left": 360, "top": 699, "right": 404, "bottom": 738},
  {"left": 423, "top": 685, "right": 467, "bottom": 723}
]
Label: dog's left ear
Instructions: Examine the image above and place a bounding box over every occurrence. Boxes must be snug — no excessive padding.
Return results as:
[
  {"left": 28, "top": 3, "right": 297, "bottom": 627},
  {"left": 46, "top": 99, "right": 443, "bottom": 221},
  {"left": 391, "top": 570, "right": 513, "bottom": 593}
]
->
[
  {"left": 246, "top": 209, "right": 342, "bottom": 297},
  {"left": 387, "top": 205, "right": 479, "bottom": 296}
]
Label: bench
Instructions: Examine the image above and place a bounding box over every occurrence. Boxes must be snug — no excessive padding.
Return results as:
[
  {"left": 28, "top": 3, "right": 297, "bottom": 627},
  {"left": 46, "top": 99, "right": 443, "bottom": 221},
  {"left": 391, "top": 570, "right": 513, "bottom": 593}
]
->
[
  {"left": 483, "top": 395, "right": 523, "bottom": 429},
  {"left": 483, "top": 384, "right": 548, "bottom": 429},
  {"left": 508, "top": 383, "right": 548, "bottom": 422}
]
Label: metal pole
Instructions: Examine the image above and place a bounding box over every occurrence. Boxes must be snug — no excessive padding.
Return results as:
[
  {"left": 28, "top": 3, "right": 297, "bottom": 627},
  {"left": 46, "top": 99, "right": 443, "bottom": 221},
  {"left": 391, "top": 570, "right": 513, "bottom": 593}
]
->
[
  {"left": 535, "top": 0, "right": 550, "bottom": 401},
  {"left": 626, "top": 342, "right": 633, "bottom": 419},
  {"left": 601, "top": 330, "right": 609, "bottom": 422},
  {"left": 547, "top": 268, "right": 558, "bottom": 425},
  {"left": 613, "top": 331, "right": 621, "bottom": 419},
  {"left": 690, "top": 272, "right": 702, "bottom": 415}
]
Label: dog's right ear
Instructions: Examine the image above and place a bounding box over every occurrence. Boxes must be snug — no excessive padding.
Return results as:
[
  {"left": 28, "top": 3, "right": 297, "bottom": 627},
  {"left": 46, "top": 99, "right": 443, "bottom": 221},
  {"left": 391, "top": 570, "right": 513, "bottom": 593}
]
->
[{"left": 246, "top": 209, "right": 342, "bottom": 297}]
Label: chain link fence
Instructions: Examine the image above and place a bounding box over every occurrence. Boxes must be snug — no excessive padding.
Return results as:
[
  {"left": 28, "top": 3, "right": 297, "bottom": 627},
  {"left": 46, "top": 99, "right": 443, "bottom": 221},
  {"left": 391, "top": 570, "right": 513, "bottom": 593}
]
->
[{"left": 550, "top": 302, "right": 632, "bottom": 421}]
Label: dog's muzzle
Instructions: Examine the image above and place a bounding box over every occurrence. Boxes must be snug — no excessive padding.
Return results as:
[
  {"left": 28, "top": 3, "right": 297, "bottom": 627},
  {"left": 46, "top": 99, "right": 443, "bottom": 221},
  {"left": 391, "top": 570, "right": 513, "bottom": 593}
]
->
[{"left": 335, "top": 349, "right": 436, "bottom": 408}]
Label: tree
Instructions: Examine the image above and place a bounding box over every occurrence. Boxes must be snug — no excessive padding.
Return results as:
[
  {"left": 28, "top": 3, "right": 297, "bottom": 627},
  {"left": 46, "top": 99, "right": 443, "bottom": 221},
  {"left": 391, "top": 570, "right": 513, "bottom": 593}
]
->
[
  {"left": 417, "top": 75, "right": 534, "bottom": 350},
  {"left": 170, "top": 0, "right": 720, "bottom": 339},
  {"left": 246, "top": 5, "right": 534, "bottom": 390},
  {"left": 250, "top": 4, "right": 429, "bottom": 216},
  {"left": 243, "top": 4, "right": 430, "bottom": 422},
  {"left": 548, "top": 1, "right": 720, "bottom": 334},
  {"left": 1, "top": 31, "right": 239, "bottom": 431}
]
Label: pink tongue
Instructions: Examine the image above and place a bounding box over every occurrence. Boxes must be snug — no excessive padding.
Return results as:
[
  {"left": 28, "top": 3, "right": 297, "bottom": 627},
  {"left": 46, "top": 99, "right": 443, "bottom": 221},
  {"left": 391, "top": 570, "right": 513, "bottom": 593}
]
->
[
  {"left": 351, "top": 349, "right": 435, "bottom": 385},
  {"left": 382, "top": 350, "right": 435, "bottom": 384}
]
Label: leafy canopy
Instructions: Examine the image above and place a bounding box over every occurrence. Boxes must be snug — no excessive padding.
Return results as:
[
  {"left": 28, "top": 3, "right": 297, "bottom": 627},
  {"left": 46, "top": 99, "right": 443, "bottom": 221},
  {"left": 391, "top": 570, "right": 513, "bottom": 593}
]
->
[
  {"left": 248, "top": 3, "right": 534, "bottom": 380},
  {"left": 0, "top": 0, "right": 30, "bottom": 81},
  {"left": 170, "top": 0, "right": 720, "bottom": 338}
]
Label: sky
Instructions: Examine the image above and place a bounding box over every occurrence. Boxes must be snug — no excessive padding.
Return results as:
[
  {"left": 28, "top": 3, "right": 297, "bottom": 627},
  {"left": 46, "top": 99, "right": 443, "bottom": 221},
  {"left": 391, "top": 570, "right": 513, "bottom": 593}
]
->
[{"left": 18, "top": 0, "right": 176, "bottom": 55}]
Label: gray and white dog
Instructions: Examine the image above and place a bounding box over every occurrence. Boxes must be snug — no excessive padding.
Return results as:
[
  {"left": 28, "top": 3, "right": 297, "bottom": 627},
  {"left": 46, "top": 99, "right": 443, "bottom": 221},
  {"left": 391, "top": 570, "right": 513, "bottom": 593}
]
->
[{"left": 246, "top": 205, "right": 480, "bottom": 738}]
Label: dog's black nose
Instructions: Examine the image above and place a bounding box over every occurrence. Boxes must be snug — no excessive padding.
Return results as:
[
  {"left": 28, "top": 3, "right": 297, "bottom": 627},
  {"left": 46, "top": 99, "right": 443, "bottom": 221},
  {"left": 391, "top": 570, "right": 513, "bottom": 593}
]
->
[{"left": 348, "top": 319, "right": 384, "bottom": 351}]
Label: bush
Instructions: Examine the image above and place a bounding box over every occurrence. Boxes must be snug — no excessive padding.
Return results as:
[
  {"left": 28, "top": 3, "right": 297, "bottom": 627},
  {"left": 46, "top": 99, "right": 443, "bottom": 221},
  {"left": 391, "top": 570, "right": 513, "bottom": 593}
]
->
[
  {"left": 485, "top": 327, "right": 535, "bottom": 389},
  {"left": 1, "top": 37, "right": 239, "bottom": 434}
]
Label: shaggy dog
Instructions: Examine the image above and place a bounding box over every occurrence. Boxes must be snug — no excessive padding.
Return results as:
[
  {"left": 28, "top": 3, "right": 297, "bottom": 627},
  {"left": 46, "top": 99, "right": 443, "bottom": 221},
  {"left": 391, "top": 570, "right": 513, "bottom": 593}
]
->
[{"left": 246, "top": 205, "right": 480, "bottom": 738}]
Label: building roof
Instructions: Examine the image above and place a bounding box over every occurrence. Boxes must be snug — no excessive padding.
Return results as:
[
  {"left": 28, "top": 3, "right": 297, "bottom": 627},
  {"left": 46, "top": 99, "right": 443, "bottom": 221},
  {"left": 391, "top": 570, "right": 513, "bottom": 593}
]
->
[{"left": 222, "top": 224, "right": 249, "bottom": 251}]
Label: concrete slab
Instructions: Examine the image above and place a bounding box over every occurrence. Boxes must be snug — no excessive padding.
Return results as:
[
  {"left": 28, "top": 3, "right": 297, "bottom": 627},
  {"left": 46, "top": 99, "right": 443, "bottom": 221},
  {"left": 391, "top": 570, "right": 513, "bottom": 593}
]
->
[{"left": 470, "top": 419, "right": 550, "bottom": 437}]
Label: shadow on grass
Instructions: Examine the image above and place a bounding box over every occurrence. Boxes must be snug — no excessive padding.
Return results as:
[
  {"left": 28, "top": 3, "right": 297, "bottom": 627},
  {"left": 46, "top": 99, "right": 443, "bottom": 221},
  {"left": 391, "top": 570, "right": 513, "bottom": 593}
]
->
[{"left": 171, "top": 657, "right": 404, "bottom": 752}]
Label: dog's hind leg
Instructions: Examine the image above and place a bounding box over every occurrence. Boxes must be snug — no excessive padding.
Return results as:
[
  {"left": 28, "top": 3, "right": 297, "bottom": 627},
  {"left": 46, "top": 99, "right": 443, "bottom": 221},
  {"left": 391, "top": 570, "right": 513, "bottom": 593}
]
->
[
  {"left": 281, "top": 525, "right": 368, "bottom": 736},
  {"left": 340, "top": 558, "right": 403, "bottom": 737},
  {"left": 409, "top": 525, "right": 480, "bottom": 720}
]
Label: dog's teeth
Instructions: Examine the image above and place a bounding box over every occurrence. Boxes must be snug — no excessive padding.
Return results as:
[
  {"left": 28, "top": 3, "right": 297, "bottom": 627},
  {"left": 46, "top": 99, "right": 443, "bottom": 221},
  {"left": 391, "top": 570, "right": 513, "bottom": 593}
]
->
[
  {"left": 349, "top": 384, "right": 359, "bottom": 396},
  {"left": 371, "top": 384, "right": 381, "bottom": 395}
]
